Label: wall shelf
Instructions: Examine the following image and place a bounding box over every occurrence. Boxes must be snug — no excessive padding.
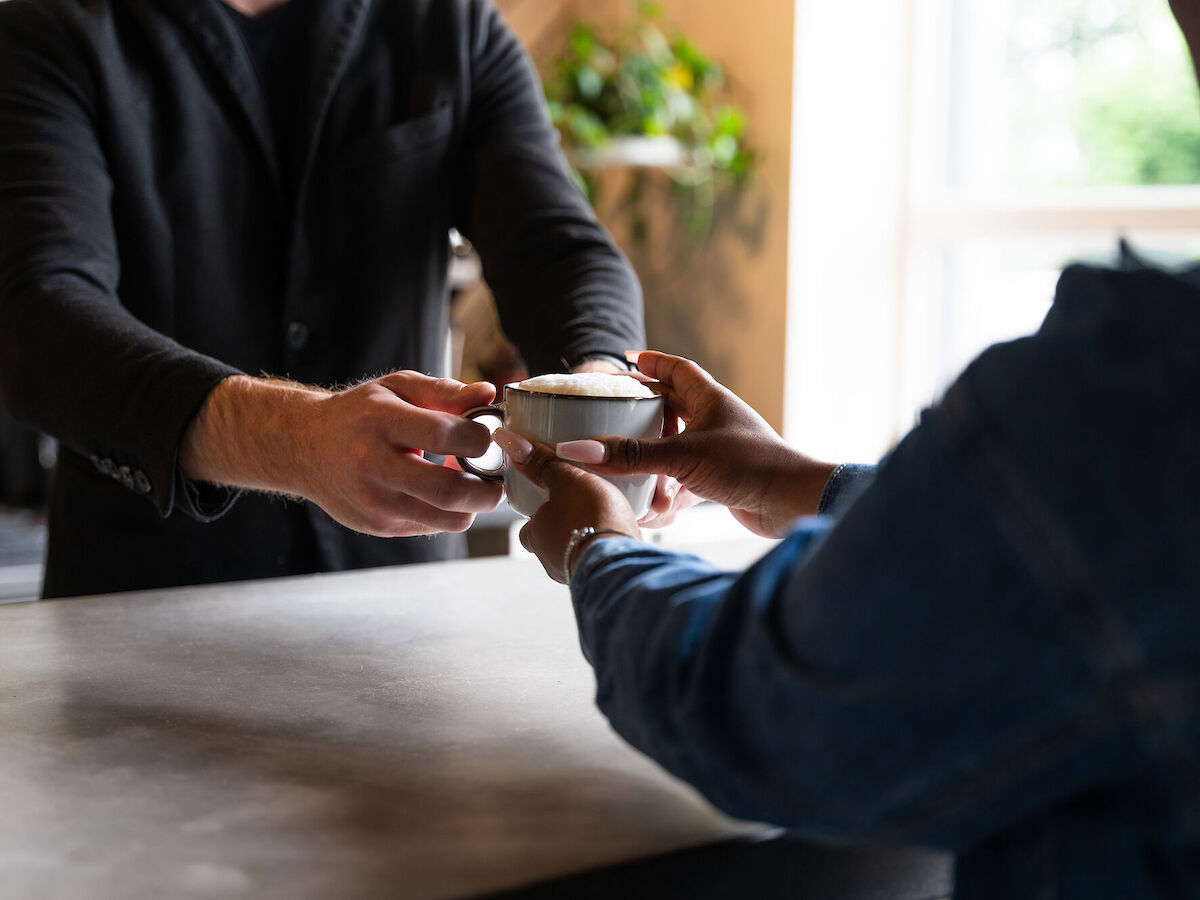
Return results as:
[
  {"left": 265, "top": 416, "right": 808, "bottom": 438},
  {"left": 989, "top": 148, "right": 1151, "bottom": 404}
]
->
[{"left": 565, "top": 135, "right": 690, "bottom": 171}]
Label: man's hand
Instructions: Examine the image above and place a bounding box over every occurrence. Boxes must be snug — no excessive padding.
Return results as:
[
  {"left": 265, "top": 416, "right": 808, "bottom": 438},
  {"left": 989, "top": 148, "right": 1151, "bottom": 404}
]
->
[
  {"left": 181, "top": 371, "right": 504, "bottom": 536},
  {"left": 493, "top": 428, "right": 640, "bottom": 584},
  {"left": 556, "top": 351, "right": 837, "bottom": 539}
]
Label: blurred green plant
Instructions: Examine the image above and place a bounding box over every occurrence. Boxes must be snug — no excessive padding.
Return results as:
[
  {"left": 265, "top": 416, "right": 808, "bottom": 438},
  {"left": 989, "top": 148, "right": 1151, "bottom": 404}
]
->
[
  {"left": 1009, "top": 0, "right": 1200, "bottom": 187},
  {"left": 542, "top": 1, "right": 754, "bottom": 238},
  {"left": 1068, "top": 23, "right": 1200, "bottom": 184}
]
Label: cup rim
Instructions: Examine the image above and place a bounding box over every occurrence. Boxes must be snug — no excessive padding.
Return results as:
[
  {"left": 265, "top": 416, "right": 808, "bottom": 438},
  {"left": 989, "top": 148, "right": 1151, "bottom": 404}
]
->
[{"left": 504, "top": 383, "right": 663, "bottom": 402}]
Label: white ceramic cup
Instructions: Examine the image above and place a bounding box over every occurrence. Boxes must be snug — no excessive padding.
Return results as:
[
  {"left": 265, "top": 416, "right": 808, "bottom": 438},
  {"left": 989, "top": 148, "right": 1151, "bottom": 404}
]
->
[{"left": 457, "top": 382, "right": 665, "bottom": 517}]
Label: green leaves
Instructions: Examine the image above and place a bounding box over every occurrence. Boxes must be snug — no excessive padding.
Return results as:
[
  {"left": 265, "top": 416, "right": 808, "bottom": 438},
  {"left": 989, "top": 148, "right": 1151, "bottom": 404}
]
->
[
  {"left": 574, "top": 65, "right": 604, "bottom": 103},
  {"left": 569, "top": 24, "right": 596, "bottom": 61},
  {"left": 543, "top": 6, "right": 755, "bottom": 225}
]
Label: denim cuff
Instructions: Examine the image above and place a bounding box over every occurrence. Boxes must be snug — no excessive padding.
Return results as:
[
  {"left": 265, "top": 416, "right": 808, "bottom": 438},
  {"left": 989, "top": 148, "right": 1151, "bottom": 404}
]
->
[
  {"left": 816, "top": 463, "right": 877, "bottom": 518},
  {"left": 568, "top": 535, "right": 649, "bottom": 594}
]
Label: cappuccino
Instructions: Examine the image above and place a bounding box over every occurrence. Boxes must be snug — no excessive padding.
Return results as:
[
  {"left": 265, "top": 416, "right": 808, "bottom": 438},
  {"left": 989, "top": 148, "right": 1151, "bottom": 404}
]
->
[
  {"left": 516, "top": 372, "right": 655, "bottom": 399},
  {"left": 459, "top": 372, "right": 664, "bottom": 516}
]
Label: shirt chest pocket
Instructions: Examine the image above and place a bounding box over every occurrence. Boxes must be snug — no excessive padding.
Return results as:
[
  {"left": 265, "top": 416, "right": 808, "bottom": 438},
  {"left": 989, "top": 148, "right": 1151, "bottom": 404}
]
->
[
  {"left": 325, "top": 104, "right": 458, "bottom": 284},
  {"left": 336, "top": 104, "right": 455, "bottom": 172}
]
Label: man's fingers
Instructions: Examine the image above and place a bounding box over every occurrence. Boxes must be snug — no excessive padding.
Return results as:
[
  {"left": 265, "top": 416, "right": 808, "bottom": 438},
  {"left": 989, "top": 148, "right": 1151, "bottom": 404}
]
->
[
  {"left": 400, "top": 409, "right": 495, "bottom": 458},
  {"left": 390, "top": 456, "right": 504, "bottom": 514},
  {"left": 378, "top": 370, "right": 497, "bottom": 414},
  {"left": 357, "top": 491, "right": 482, "bottom": 537},
  {"left": 323, "top": 444, "right": 500, "bottom": 537}
]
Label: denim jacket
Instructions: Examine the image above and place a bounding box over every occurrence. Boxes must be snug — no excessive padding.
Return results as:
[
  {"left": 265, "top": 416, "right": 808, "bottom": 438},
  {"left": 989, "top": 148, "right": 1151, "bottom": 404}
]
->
[{"left": 569, "top": 265, "right": 1200, "bottom": 899}]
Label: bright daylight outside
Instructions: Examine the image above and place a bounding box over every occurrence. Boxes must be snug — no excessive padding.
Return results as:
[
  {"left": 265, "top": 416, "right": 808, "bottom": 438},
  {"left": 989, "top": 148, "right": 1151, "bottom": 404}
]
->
[
  {"left": 788, "top": 0, "right": 1200, "bottom": 461},
  {"left": 975, "top": 0, "right": 1200, "bottom": 190},
  {"left": 902, "top": 0, "right": 1200, "bottom": 444}
]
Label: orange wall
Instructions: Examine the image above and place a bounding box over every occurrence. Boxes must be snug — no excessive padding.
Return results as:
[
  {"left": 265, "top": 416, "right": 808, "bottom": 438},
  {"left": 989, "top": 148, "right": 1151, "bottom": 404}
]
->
[
  {"left": 637, "top": 0, "right": 794, "bottom": 430},
  {"left": 507, "top": 0, "right": 795, "bottom": 429}
]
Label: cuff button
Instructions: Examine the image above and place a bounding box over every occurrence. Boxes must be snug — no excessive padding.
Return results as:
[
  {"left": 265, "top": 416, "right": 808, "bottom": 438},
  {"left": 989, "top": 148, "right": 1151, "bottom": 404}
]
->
[{"left": 286, "top": 321, "right": 310, "bottom": 351}]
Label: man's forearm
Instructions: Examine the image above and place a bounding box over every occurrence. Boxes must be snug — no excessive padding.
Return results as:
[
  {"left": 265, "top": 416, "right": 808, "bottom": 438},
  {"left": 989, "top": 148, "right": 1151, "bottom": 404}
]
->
[
  {"left": 180, "top": 370, "right": 503, "bottom": 538},
  {"left": 180, "top": 374, "right": 329, "bottom": 495}
]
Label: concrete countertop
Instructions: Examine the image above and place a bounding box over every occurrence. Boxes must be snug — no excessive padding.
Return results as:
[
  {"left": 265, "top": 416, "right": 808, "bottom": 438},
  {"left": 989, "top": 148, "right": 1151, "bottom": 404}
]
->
[
  {"left": 0, "top": 543, "right": 771, "bottom": 899},
  {"left": 0, "top": 537, "right": 952, "bottom": 900}
]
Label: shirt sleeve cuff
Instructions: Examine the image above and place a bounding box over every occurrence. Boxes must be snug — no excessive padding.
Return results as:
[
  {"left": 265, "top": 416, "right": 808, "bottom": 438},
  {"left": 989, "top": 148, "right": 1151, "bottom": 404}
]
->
[
  {"left": 162, "top": 370, "right": 245, "bottom": 522},
  {"left": 816, "top": 463, "right": 877, "bottom": 518},
  {"left": 172, "top": 465, "right": 243, "bottom": 522},
  {"left": 573, "top": 353, "right": 637, "bottom": 372},
  {"left": 569, "top": 534, "right": 648, "bottom": 587}
]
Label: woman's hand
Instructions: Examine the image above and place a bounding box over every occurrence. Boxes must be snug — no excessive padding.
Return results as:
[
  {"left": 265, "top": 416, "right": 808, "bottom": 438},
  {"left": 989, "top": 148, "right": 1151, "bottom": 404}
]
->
[
  {"left": 494, "top": 428, "right": 641, "bottom": 584},
  {"left": 574, "top": 356, "right": 689, "bottom": 528},
  {"left": 556, "top": 351, "right": 837, "bottom": 538}
]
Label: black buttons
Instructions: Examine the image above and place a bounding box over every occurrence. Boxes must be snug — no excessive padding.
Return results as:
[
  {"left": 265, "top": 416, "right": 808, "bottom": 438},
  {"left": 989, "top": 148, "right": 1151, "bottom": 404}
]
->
[
  {"left": 91, "top": 453, "right": 151, "bottom": 495},
  {"left": 286, "top": 321, "right": 310, "bottom": 351}
]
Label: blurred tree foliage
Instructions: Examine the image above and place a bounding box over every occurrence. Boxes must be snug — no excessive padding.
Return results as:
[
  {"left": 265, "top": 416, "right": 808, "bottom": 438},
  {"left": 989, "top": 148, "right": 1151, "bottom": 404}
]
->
[{"left": 1012, "top": 0, "right": 1200, "bottom": 186}]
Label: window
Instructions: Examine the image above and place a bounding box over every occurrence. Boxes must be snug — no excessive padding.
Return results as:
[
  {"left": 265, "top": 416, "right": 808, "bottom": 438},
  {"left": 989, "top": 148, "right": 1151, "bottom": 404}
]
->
[
  {"left": 787, "top": 0, "right": 1200, "bottom": 461},
  {"left": 944, "top": 0, "right": 1200, "bottom": 192}
]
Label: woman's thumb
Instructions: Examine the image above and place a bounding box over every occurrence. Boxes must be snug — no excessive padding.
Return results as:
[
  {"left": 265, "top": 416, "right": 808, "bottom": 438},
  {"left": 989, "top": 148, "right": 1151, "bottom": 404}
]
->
[{"left": 557, "top": 435, "right": 686, "bottom": 478}]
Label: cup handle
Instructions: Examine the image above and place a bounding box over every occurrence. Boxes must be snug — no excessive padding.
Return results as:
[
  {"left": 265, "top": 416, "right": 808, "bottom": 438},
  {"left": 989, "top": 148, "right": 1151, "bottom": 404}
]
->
[{"left": 456, "top": 405, "right": 506, "bottom": 482}]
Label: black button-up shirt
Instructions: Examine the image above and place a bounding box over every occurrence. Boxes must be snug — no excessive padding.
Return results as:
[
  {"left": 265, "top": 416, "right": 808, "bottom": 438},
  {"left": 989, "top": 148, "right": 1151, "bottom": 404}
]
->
[{"left": 0, "top": 0, "right": 644, "bottom": 596}]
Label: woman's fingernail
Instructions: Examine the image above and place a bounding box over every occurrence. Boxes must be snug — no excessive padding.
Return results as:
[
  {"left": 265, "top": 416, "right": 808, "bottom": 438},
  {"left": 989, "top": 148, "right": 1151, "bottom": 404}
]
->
[
  {"left": 493, "top": 428, "right": 532, "bottom": 462},
  {"left": 624, "top": 350, "right": 642, "bottom": 364},
  {"left": 557, "top": 439, "right": 608, "bottom": 465}
]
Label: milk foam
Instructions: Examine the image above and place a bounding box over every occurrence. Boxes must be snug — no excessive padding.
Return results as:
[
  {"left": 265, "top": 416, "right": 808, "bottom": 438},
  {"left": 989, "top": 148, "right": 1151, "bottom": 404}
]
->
[{"left": 517, "top": 372, "right": 655, "bottom": 398}]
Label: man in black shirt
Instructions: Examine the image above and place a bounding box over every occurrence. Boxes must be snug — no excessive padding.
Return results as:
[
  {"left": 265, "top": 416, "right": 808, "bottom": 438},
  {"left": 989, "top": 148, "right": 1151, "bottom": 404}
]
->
[{"left": 0, "top": 0, "right": 645, "bottom": 596}]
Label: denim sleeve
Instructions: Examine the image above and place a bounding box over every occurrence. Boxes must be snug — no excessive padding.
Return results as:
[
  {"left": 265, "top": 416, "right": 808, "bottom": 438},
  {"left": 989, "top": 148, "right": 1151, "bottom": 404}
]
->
[
  {"left": 569, "top": 395, "right": 1121, "bottom": 851},
  {"left": 815, "top": 462, "right": 877, "bottom": 517}
]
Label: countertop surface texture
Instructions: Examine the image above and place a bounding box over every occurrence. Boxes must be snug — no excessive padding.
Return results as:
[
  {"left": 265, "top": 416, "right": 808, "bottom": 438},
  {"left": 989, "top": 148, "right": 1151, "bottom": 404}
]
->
[{"left": 0, "top": 539, "right": 952, "bottom": 900}]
